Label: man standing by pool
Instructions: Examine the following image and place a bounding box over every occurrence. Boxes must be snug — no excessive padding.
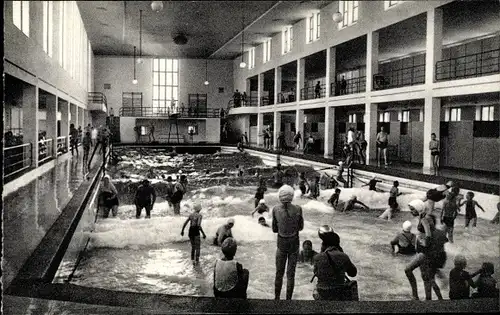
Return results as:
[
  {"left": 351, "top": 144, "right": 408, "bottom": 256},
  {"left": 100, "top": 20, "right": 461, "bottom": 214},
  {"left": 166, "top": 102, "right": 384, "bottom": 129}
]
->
[
  {"left": 135, "top": 179, "right": 156, "bottom": 219},
  {"left": 272, "top": 164, "right": 285, "bottom": 189},
  {"left": 272, "top": 185, "right": 304, "bottom": 300},
  {"left": 171, "top": 175, "right": 188, "bottom": 215}
]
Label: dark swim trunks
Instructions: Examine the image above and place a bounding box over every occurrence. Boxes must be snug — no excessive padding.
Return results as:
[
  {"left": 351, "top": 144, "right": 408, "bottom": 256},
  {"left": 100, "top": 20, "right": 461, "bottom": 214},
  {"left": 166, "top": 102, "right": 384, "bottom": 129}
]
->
[
  {"left": 431, "top": 151, "right": 440, "bottom": 156},
  {"left": 377, "top": 141, "right": 388, "bottom": 149}
]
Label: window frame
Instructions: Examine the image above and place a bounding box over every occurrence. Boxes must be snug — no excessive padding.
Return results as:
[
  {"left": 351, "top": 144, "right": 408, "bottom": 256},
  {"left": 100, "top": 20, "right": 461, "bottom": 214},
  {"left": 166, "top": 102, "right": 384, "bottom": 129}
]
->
[
  {"left": 378, "top": 111, "right": 391, "bottom": 122},
  {"left": 248, "top": 47, "right": 255, "bottom": 69},
  {"left": 42, "top": 1, "right": 53, "bottom": 56},
  {"left": 13, "top": 1, "right": 30, "bottom": 37},
  {"left": 339, "top": 1, "right": 359, "bottom": 29},
  {"left": 449, "top": 107, "right": 462, "bottom": 122},
  {"left": 384, "top": 0, "right": 401, "bottom": 11},
  {"left": 315, "top": 13, "right": 321, "bottom": 40},
  {"left": 282, "top": 25, "right": 293, "bottom": 54},
  {"left": 263, "top": 38, "right": 272, "bottom": 63},
  {"left": 152, "top": 58, "right": 180, "bottom": 114},
  {"left": 348, "top": 113, "right": 357, "bottom": 123},
  {"left": 480, "top": 105, "right": 495, "bottom": 121}
]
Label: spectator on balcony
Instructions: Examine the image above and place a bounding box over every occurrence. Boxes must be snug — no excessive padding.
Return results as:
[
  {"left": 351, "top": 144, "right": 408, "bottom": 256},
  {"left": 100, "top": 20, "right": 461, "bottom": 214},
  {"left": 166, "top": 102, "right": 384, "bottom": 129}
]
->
[
  {"left": 263, "top": 128, "right": 271, "bottom": 150},
  {"left": 289, "top": 88, "right": 296, "bottom": 102},
  {"left": 314, "top": 81, "right": 321, "bottom": 99},
  {"left": 233, "top": 90, "right": 242, "bottom": 107},
  {"left": 376, "top": 126, "right": 389, "bottom": 166},
  {"left": 340, "top": 76, "right": 347, "bottom": 95},
  {"left": 429, "top": 133, "right": 440, "bottom": 175},
  {"left": 293, "top": 131, "right": 302, "bottom": 151},
  {"left": 149, "top": 123, "right": 156, "bottom": 143},
  {"left": 243, "top": 132, "right": 249, "bottom": 145},
  {"left": 220, "top": 108, "right": 225, "bottom": 119},
  {"left": 304, "top": 134, "right": 315, "bottom": 154},
  {"left": 39, "top": 131, "right": 47, "bottom": 159},
  {"left": 242, "top": 92, "right": 247, "bottom": 106},
  {"left": 4, "top": 131, "right": 16, "bottom": 147}
]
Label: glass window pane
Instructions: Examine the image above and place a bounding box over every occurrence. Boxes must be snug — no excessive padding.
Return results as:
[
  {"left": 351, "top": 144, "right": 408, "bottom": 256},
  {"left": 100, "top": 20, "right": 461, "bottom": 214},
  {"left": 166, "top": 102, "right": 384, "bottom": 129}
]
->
[
  {"left": 172, "top": 87, "right": 178, "bottom": 100},
  {"left": 13, "top": 1, "right": 21, "bottom": 29},
  {"left": 153, "top": 87, "right": 159, "bottom": 99},
  {"left": 153, "top": 72, "right": 159, "bottom": 85},
  {"left": 166, "top": 59, "right": 172, "bottom": 71},
  {"left": 160, "top": 59, "right": 166, "bottom": 71},
  {"left": 166, "top": 72, "right": 172, "bottom": 86},
  {"left": 173, "top": 59, "right": 178, "bottom": 71},
  {"left": 160, "top": 86, "right": 166, "bottom": 100},
  {"left": 482, "top": 106, "right": 488, "bottom": 121},
  {"left": 22, "top": 1, "right": 30, "bottom": 36},
  {"left": 166, "top": 87, "right": 172, "bottom": 100},
  {"left": 173, "top": 72, "right": 178, "bottom": 86},
  {"left": 153, "top": 58, "right": 159, "bottom": 70},
  {"left": 159, "top": 72, "right": 165, "bottom": 85},
  {"left": 489, "top": 106, "right": 494, "bottom": 121}
]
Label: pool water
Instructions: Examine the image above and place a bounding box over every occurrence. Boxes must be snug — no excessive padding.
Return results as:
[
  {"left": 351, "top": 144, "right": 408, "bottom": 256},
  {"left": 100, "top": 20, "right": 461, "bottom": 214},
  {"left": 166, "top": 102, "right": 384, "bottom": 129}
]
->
[{"left": 71, "top": 178, "right": 499, "bottom": 301}]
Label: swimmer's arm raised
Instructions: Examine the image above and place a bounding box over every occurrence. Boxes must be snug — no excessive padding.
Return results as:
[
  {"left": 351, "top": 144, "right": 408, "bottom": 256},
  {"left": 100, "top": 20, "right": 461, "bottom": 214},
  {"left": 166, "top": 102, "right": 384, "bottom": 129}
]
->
[{"left": 180, "top": 217, "right": 190, "bottom": 236}]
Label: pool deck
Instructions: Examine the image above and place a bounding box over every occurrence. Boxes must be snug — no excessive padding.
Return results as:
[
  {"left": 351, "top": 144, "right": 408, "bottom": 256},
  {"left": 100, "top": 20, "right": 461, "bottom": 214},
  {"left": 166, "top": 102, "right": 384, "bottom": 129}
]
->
[{"left": 2, "top": 143, "right": 499, "bottom": 314}]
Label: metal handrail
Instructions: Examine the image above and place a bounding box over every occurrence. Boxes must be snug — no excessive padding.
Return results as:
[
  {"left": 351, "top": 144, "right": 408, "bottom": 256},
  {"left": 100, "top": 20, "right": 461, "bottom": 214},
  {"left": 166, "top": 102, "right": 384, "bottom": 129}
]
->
[
  {"left": 38, "top": 138, "right": 54, "bottom": 164},
  {"left": 277, "top": 92, "right": 297, "bottom": 104},
  {"left": 57, "top": 136, "right": 68, "bottom": 155},
  {"left": 331, "top": 76, "right": 366, "bottom": 96},
  {"left": 119, "top": 106, "right": 221, "bottom": 118},
  {"left": 436, "top": 48, "right": 500, "bottom": 81},
  {"left": 3, "top": 142, "right": 33, "bottom": 178},
  {"left": 261, "top": 96, "right": 271, "bottom": 106},
  {"left": 300, "top": 84, "right": 326, "bottom": 100},
  {"left": 228, "top": 96, "right": 258, "bottom": 108},
  {"left": 88, "top": 92, "right": 107, "bottom": 105},
  {"left": 373, "top": 64, "right": 425, "bottom": 90}
]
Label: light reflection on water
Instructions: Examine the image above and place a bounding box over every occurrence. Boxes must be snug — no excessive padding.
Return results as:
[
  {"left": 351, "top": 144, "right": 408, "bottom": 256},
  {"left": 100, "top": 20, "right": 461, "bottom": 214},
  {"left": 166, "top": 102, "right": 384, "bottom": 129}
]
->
[{"left": 73, "top": 186, "right": 499, "bottom": 301}]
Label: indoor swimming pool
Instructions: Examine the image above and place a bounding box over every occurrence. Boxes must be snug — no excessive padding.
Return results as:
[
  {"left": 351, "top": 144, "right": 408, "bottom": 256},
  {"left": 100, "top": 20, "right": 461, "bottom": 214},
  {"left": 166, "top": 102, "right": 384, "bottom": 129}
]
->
[{"left": 64, "top": 150, "right": 499, "bottom": 301}]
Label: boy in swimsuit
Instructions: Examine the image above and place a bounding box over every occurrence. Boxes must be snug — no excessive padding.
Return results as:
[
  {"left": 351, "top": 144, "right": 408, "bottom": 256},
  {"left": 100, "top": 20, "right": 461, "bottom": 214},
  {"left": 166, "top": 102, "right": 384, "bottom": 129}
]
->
[
  {"left": 429, "top": 133, "right": 440, "bottom": 175},
  {"left": 376, "top": 126, "right": 389, "bottom": 166},
  {"left": 459, "top": 191, "right": 485, "bottom": 228},
  {"left": 328, "top": 188, "right": 341, "bottom": 209},
  {"left": 181, "top": 204, "right": 207, "bottom": 265},
  {"left": 252, "top": 199, "right": 269, "bottom": 217}
]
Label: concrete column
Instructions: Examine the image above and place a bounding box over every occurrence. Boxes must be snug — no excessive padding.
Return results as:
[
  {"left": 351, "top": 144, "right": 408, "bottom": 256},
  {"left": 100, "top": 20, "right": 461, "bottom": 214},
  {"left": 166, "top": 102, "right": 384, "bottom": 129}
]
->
[
  {"left": 78, "top": 107, "right": 84, "bottom": 129},
  {"left": 366, "top": 31, "right": 379, "bottom": 93},
  {"left": 275, "top": 67, "right": 282, "bottom": 104},
  {"left": 273, "top": 111, "right": 282, "bottom": 150},
  {"left": 46, "top": 94, "right": 58, "bottom": 157},
  {"left": 29, "top": 1, "right": 43, "bottom": 49},
  {"left": 326, "top": 47, "right": 336, "bottom": 97},
  {"left": 425, "top": 8, "right": 443, "bottom": 85},
  {"left": 257, "top": 113, "right": 264, "bottom": 146},
  {"left": 423, "top": 97, "right": 441, "bottom": 172},
  {"left": 257, "top": 73, "right": 264, "bottom": 106},
  {"left": 364, "top": 102, "right": 378, "bottom": 163},
  {"left": 59, "top": 99, "right": 70, "bottom": 149},
  {"left": 297, "top": 58, "right": 305, "bottom": 101},
  {"left": 70, "top": 104, "right": 77, "bottom": 127},
  {"left": 324, "top": 106, "right": 335, "bottom": 158},
  {"left": 22, "top": 84, "right": 39, "bottom": 167},
  {"left": 296, "top": 109, "right": 305, "bottom": 142}
]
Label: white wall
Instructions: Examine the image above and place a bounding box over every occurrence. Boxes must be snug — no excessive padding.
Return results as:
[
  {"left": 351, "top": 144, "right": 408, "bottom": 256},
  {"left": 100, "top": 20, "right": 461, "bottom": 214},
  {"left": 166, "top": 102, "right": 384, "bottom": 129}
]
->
[
  {"left": 119, "top": 117, "right": 137, "bottom": 143},
  {"left": 94, "top": 57, "right": 234, "bottom": 115}
]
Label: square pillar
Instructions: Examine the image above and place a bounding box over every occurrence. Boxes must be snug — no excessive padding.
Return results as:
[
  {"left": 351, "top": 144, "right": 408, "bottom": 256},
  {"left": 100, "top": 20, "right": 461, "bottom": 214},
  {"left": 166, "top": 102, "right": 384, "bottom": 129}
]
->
[
  {"left": 326, "top": 47, "right": 336, "bottom": 97},
  {"left": 22, "top": 84, "right": 39, "bottom": 167},
  {"left": 70, "top": 103, "right": 77, "bottom": 127},
  {"left": 78, "top": 107, "right": 84, "bottom": 129},
  {"left": 46, "top": 94, "right": 58, "bottom": 157},
  {"left": 256, "top": 113, "right": 264, "bottom": 146},
  {"left": 257, "top": 73, "right": 264, "bottom": 106},
  {"left": 275, "top": 67, "right": 282, "bottom": 104},
  {"left": 425, "top": 8, "right": 443, "bottom": 85},
  {"left": 297, "top": 58, "right": 305, "bottom": 101},
  {"left": 364, "top": 102, "right": 378, "bottom": 163},
  {"left": 296, "top": 109, "right": 305, "bottom": 143},
  {"left": 366, "top": 31, "right": 379, "bottom": 93},
  {"left": 423, "top": 97, "right": 441, "bottom": 172},
  {"left": 273, "top": 111, "right": 282, "bottom": 150},
  {"left": 59, "top": 99, "right": 70, "bottom": 149},
  {"left": 324, "top": 106, "right": 335, "bottom": 158}
]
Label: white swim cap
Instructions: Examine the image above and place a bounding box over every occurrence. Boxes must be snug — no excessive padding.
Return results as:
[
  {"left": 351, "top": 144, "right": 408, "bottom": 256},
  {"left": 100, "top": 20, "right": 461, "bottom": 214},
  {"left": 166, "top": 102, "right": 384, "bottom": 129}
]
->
[
  {"left": 408, "top": 199, "right": 425, "bottom": 213},
  {"left": 227, "top": 218, "right": 235, "bottom": 225},
  {"left": 338, "top": 161, "right": 344, "bottom": 166},
  {"left": 193, "top": 204, "right": 202, "bottom": 212},
  {"left": 259, "top": 199, "right": 266, "bottom": 204},
  {"left": 278, "top": 185, "right": 295, "bottom": 203},
  {"left": 402, "top": 221, "right": 412, "bottom": 232},
  {"left": 103, "top": 175, "right": 111, "bottom": 180}
]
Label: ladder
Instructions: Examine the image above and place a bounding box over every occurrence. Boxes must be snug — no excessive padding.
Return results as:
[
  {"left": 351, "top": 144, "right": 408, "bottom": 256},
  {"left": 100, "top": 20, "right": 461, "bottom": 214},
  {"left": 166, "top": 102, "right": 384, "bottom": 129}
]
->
[{"left": 167, "top": 113, "right": 181, "bottom": 144}]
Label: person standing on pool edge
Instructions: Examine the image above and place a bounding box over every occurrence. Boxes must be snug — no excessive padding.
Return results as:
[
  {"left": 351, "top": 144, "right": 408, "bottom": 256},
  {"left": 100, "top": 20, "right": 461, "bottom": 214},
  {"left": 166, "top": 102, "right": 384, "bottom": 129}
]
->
[
  {"left": 181, "top": 203, "right": 207, "bottom": 265},
  {"left": 272, "top": 185, "right": 304, "bottom": 300},
  {"left": 171, "top": 175, "right": 188, "bottom": 215}
]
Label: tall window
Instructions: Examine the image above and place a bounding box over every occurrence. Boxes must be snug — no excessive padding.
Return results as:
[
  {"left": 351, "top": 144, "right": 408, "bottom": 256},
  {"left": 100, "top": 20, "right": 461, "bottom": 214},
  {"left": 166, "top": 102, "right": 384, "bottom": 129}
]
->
[
  {"left": 379, "top": 112, "right": 390, "bottom": 122},
  {"left": 152, "top": 59, "right": 179, "bottom": 113},
  {"left": 306, "top": 13, "right": 320, "bottom": 43},
  {"left": 339, "top": 1, "right": 359, "bottom": 28},
  {"left": 42, "top": 1, "right": 53, "bottom": 56},
  {"left": 59, "top": 1, "right": 64, "bottom": 67},
  {"left": 348, "top": 113, "right": 357, "bottom": 123},
  {"left": 400, "top": 110, "right": 410, "bottom": 122},
  {"left": 282, "top": 26, "right": 293, "bottom": 54},
  {"left": 385, "top": 0, "right": 401, "bottom": 10},
  {"left": 446, "top": 107, "right": 462, "bottom": 122},
  {"left": 13, "top": 1, "right": 30, "bottom": 37},
  {"left": 248, "top": 47, "right": 255, "bottom": 69},
  {"left": 480, "top": 105, "right": 495, "bottom": 121},
  {"left": 263, "top": 39, "right": 271, "bottom": 63}
]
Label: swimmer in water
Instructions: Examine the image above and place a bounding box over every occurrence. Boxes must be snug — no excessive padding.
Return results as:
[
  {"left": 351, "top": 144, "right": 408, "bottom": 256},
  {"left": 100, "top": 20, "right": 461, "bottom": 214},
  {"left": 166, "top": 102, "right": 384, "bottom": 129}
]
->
[
  {"left": 258, "top": 216, "right": 270, "bottom": 227},
  {"left": 335, "top": 161, "right": 347, "bottom": 188},
  {"left": 390, "top": 221, "right": 416, "bottom": 255},
  {"left": 181, "top": 204, "right": 207, "bottom": 265},
  {"left": 254, "top": 176, "right": 267, "bottom": 208},
  {"left": 343, "top": 195, "right": 369, "bottom": 212},
  {"left": 307, "top": 176, "right": 320, "bottom": 199},
  {"left": 298, "top": 240, "right": 317, "bottom": 265},
  {"left": 363, "top": 176, "right": 382, "bottom": 191},
  {"left": 252, "top": 199, "right": 269, "bottom": 217},
  {"left": 328, "top": 188, "right": 341, "bottom": 209}
]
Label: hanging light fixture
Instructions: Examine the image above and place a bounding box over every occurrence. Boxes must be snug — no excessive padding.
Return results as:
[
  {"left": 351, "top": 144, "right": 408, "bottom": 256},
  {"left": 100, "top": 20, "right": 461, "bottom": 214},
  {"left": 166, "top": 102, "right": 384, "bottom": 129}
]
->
[
  {"left": 137, "top": 9, "right": 144, "bottom": 64},
  {"left": 204, "top": 58, "right": 210, "bottom": 85},
  {"left": 332, "top": 11, "right": 343, "bottom": 23},
  {"left": 239, "top": 14, "right": 246, "bottom": 68},
  {"left": 132, "top": 46, "right": 138, "bottom": 84},
  {"left": 151, "top": 1, "right": 163, "bottom": 12}
]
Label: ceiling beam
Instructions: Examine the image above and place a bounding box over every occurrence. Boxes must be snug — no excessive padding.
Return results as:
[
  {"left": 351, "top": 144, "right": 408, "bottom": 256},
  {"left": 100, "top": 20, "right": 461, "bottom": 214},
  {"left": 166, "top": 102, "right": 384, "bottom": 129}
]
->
[{"left": 208, "top": 1, "right": 283, "bottom": 59}]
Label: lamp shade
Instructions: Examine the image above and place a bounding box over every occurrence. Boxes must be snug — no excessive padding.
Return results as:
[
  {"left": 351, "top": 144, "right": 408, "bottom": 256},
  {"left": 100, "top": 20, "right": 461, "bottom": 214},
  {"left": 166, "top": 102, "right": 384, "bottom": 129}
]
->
[
  {"left": 332, "top": 12, "right": 343, "bottom": 23},
  {"left": 132, "top": 79, "right": 138, "bottom": 85},
  {"left": 151, "top": 1, "right": 164, "bottom": 12},
  {"left": 204, "top": 80, "right": 210, "bottom": 85},
  {"left": 239, "top": 61, "right": 247, "bottom": 68}
]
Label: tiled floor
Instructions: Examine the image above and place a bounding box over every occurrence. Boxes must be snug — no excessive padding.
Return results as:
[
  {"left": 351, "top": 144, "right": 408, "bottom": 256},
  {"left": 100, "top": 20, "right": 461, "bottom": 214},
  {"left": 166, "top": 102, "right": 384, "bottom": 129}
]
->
[{"left": 2, "top": 148, "right": 102, "bottom": 288}]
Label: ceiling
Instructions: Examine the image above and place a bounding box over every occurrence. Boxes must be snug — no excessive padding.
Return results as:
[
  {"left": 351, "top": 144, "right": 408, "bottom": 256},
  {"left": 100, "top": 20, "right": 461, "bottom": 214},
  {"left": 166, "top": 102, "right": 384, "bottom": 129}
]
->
[{"left": 77, "top": 1, "right": 332, "bottom": 59}]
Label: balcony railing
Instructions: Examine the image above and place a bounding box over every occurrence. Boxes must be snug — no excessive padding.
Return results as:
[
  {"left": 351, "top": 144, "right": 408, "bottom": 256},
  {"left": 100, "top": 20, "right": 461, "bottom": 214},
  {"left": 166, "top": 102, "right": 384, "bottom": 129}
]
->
[
  {"left": 88, "top": 92, "right": 107, "bottom": 105},
  {"left": 436, "top": 48, "right": 500, "bottom": 81},
  {"left": 4, "top": 143, "right": 32, "bottom": 178},
  {"left": 228, "top": 96, "right": 258, "bottom": 108},
  {"left": 261, "top": 96, "right": 272, "bottom": 106},
  {"left": 38, "top": 138, "right": 54, "bottom": 164},
  {"left": 119, "top": 106, "right": 221, "bottom": 118},
  {"left": 300, "top": 84, "right": 326, "bottom": 100},
  {"left": 331, "top": 77, "right": 366, "bottom": 96},
  {"left": 373, "top": 64, "right": 425, "bottom": 90},
  {"left": 277, "top": 92, "right": 297, "bottom": 104},
  {"left": 57, "top": 136, "right": 68, "bottom": 155}
]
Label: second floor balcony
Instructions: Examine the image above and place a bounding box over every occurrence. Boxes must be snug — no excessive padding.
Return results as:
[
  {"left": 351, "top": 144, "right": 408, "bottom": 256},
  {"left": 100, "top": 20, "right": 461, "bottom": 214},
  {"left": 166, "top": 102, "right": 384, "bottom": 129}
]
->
[
  {"left": 331, "top": 77, "right": 366, "bottom": 96},
  {"left": 119, "top": 106, "right": 221, "bottom": 118},
  {"left": 300, "top": 84, "right": 326, "bottom": 101},
  {"left": 373, "top": 64, "right": 425, "bottom": 91},
  {"left": 436, "top": 48, "right": 500, "bottom": 82}
]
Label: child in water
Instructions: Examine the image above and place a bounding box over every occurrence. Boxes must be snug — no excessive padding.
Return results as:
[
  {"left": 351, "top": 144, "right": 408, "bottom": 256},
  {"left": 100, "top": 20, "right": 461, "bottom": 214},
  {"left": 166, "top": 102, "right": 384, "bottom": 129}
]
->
[
  {"left": 441, "top": 188, "right": 460, "bottom": 243},
  {"left": 213, "top": 238, "right": 249, "bottom": 299},
  {"left": 298, "top": 240, "right": 317, "bottom": 265},
  {"left": 343, "top": 195, "right": 369, "bottom": 212},
  {"left": 328, "top": 188, "right": 341, "bottom": 209},
  {"left": 472, "top": 262, "right": 498, "bottom": 298},
  {"left": 298, "top": 172, "right": 309, "bottom": 196},
  {"left": 258, "top": 216, "right": 270, "bottom": 227},
  {"left": 459, "top": 191, "right": 485, "bottom": 228},
  {"left": 390, "top": 221, "right": 416, "bottom": 255},
  {"left": 180, "top": 204, "right": 207, "bottom": 265},
  {"left": 252, "top": 199, "right": 269, "bottom": 217},
  {"left": 449, "top": 255, "right": 482, "bottom": 300},
  {"left": 307, "top": 176, "right": 320, "bottom": 199}
]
